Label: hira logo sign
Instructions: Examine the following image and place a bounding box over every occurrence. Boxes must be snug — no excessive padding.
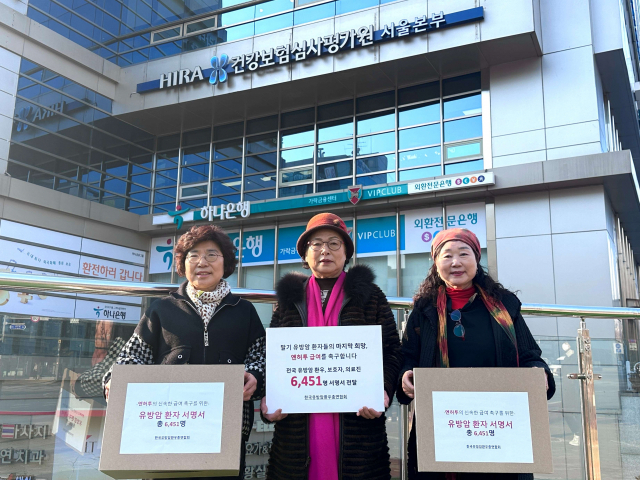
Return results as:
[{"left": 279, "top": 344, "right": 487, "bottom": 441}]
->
[
  {"left": 14, "top": 101, "right": 66, "bottom": 132},
  {"left": 138, "top": 7, "right": 484, "bottom": 94}
]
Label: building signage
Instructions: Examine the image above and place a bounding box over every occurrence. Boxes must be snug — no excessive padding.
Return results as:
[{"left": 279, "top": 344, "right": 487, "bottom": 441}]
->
[
  {"left": 150, "top": 236, "right": 174, "bottom": 274},
  {"left": 356, "top": 216, "right": 404, "bottom": 257},
  {"left": 137, "top": 7, "right": 484, "bottom": 93},
  {"left": 14, "top": 101, "right": 66, "bottom": 132},
  {"left": 407, "top": 172, "right": 495, "bottom": 195}
]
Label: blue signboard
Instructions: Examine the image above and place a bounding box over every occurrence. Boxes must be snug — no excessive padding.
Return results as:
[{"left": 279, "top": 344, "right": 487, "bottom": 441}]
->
[
  {"left": 240, "top": 229, "right": 275, "bottom": 266},
  {"left": 278, "top": 225, "right": 306, "bottom": 263},
  {"left": 356, "top": 216, "right": 405, "bottom": 256}
]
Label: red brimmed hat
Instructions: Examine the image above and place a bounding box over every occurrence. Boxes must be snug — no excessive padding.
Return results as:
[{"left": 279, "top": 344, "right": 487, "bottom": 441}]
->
[{"left": 296, "top": 213, "right": 354, "bottom": 260}]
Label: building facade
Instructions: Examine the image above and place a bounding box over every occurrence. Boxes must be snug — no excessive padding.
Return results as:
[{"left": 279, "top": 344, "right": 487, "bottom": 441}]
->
[{"left": 1, "top": 0, "right": 640, "bottom": 478}]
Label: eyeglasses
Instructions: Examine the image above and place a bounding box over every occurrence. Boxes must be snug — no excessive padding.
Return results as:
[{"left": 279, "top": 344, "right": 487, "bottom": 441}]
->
[
  {"left": 450, "top": 309, "right": 465, "bottom": 340},
  {"left": 186, "top": 252, "right": 223, "bottom": 264},
  {"left": 308, "top": 240, "right": 343, "bottom": 251}
]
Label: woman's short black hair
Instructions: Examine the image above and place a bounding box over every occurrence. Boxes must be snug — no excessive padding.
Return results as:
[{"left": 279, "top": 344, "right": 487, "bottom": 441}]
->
[{"left": 174, "top": 225, "right": 237, "bottom": 278}]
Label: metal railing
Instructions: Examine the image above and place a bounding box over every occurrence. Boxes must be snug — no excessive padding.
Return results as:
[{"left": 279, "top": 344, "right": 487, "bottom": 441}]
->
[{"left": 1, "top": 273, "right": 639, "bottom": 480}]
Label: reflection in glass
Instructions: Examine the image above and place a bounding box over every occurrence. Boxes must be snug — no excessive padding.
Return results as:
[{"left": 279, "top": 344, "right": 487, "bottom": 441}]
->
[
  {"left": 357, "top": 172, "right": 396, "bottom": 186},
  {"left": 356, "top": 154, "right": 395, "bottom": 174},
  {"left": 318, "top": 119, "right": 353, "bottom": 142},
  {"left": 280, "top": 146, "right": 314, "bottom": 168},
  {"left": 281, "top": 167, "right": 313, "bottom": 184},
  {"left": 212, "top": 179, "right": 241, "bottom": 194},
  {"left": 281, "top": 126, "right": 314, "bottom": 149},
  {"left": 443, "top": 72, "right": 481, "bottom": 97},
  {"left": 444, "top": 159, "right": 484, "bottom": 175},
  {"left": 214, "top": 140, "right": 243, "bottom": 159},
  {"left": 356, "top": 132, "right": 395, "bottom": 156},
  {"left": 246, "top": 153, "right": 277, "bottom": 173},
  {"left": 317, "top": 160, "right": 352, "bottom": 180},
  {"left": 280, "top": 183, "right": 313, "bottom": 197},
  {"left": 245, "top": 173, "right": 276, "bottom": 190},
  {"left": 444, "top": 93, "right": 481, "bottom": 120},
  {"left": 399, "top": 124, "right": 440, "bottom": 150},
  {"left": 294, "top": 1, "right": 335, "bottom": 25},
  {"left": 186, "top": 17, "right": 217, "bottom": 34},
  {"left": 398, "top": 165, "right": 442, "bottom": 181},
  {"left": 182, "top": 184, "right": 208, "bottom": 197},
  {"left": 182, "top": 146, "right": 210, "bottom": 165},
  {"left": 399, "top": 102, "right": 440, "bottom": 128},
  {"left": 181, "top": 164, "right": 209, "bottom": 184},
  {"left": 446, "top": 142, "right": 481, "bottom": 160},
  {"left": 444, "top": 116, "right": 482, "bottom": 143},
  {"left": 255, "top": 12, "right": 293, "bottom": 35},
  {"left": 245, "top": 189, "right": 276, "bottom": 201},
  {"left": 153, "top": 27, "right": 181, "bottom": 42},
  {"left": 317, "top": 178, "right": 352, "bottom": 192},
  {"left": 357, "top": 111, "right": 395, "bottom": 135},
  {"left": 399, "top": 146, "right": 441, "bottom": 169},
  {"left": 213, "top": 159, "right": 242, "bottom": 178},
  {"left": 317, "top": 139, "right": 353, "bottom": 162},
  {"left": 247, "top": 133, "right": 277, "bottom": 154}
]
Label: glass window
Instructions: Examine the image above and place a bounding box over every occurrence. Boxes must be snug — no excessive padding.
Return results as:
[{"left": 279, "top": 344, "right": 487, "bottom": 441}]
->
[
  {"left": 281, "top": 126, "right": 314, "bottom": 149},
  {"left": 212, "top": 179, "right": 241, "bottom": 195},
  {"left": 443, "top": 72, "right": 481, "bottom": 97},
  {"left": 158, "top": 134, "right": 179, "bottom": 150},
  {"left": 359, "top": 254, "right": 397, "bottom": 296},
  {"left": 357, "top": 172, "right": 396, "bottom": 186},
  {"left": 213, "top": 159, "right": 242, "bottom": 178},
  {"left": 280, "top": 145, "right": 314, "bottom": 168},
  {"left": 103, "top": 177, "right": 127, "bottom": 195},
  {"left": 214, "top": 140, "right": 243, "bottom": 159},
  {"left": 182, "top": 128, "right": 211, "bottom": 146},
  {"left": 220, "top": 22, "right": 256, "bottom": 42},
  {"left": 130, "top": 190, "right": 151, "bottom": 202},
  {"left": 186, "top": 16, "right": 217, "bottom": 34},
  {"left": 356, "top": 154, "right": 395, "bottom": 174},
  {"left": 256, "top": 0, "right": 293, "bottom": 17},
  {"left": 181, "top": 164, "right": 209, "bottom": 184},
  {"left": 317, "top": 177, "right": 352, "bottom": 192},
  {"left": 317, "top": 139, "right": 353, "bottom": 163},
  {"left": 444, "top": 93, "right": 481, "bottom": 120},
  {"left": 357, "top": 111, "right": 395, "bottom": 135},
  {"left": 281, "top": 107, "right": 315, "bottom": 128},
  {"left": 399, "top": 124, "right": 440, "bottom": 150},
  {"left": 182, "top": 197, "right": 208, "bottom": 208},
  {"left": 398, "top": 81, "right": 439, "bottom": 105},
  {"left": 399, "top": 146, "right": 441, "bottom": 169},
  {"left": 182, "top": 146, "right": 210, "bottom": 165},
  {"left": 211, "top": 193, "right": 241, "bottom": 205},
  {"left": 280, "top": 183, "right": 313, "bottom": 197},
  {"left": 444, "top": 159, "right": 484, "bottom": 175},
  {"left": 401, "top": 252, "right": 432, "bottom": 297},
  {"left": 255, "top": 12, "right": 293, "bottom": 35},
  {"left": 317, "top": 160, "right": 352, "bottom": 180},
  {"left": 294, "top": 1, "right": 335, "bottom": 25},
  {"left": 399, "top": 102, "right": 440, "bottom": 128},
  {"left": 152, "top": 26, "right": 181, "bottom": 43},
  {"left": 247, "top": 133, "right": 277, "bottom": 154},
  {"left": 220, "top": 4, "right": 255, "bottom": 25},
  {"left": 398, "top": 165, "right": 442, "bottom": 181},
  {"left": 318, "top": 119, "right": 353, "bottom": 142},
  {"left": 280, "top": 167, "right": 313, "bottom": 184},
  {"left": 246, "top": 153, "right": 277, "bottom": 173},
  {"left": 245, "top": 189, "right": 275, "bottom": 200},
  {"left": 247, "top": 115, "right": 278, "bottom": 135},
  {"left": 317, "top": 99, "right": 352, "bottom": 121},
  {"left": 356, "top": 90, "right": 395, "bottom": 114},
  {"left": 181, "top": 184, "right": 207, "bottom": 197},
  {"left": 157, "top": 151, "right": 179, "bottom": 169},
  {"left": 245, "top": 173, "right": 276, "bottom": 190},
  {"left": 444, "top": 116, "right": 482, "bottom": 143},
  {"left": 155, "top": 170, "right": 177, "bottom": 187},
  {"left": 356, "top": 131, "right": 395, "bottom": 156},
  {"left": 154, "top": 187, "right": 177, "bottom": 202},
  {"left": 446, "top": 141, "right": 482, "bottom": 161}
]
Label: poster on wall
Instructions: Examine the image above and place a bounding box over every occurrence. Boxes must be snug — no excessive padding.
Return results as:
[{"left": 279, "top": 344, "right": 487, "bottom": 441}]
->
[
  {"left": 74, "top": 300, "right": 141, "bottom": 323},
  {"left": 149, "top": 236, "right": 175, "bottom": 274},
  {"left": 356, "top": 216, "right": 403, "bottom": 257},
  {"left": 79, "top": 255, "right": 144, "bottom": 282},
  {"left": 0, "top": 239, "right": 80, "bottom": 274},
  {"left": 404, "top": 202, "right": 486, "bottom": 255},
  {"left": 0, "top": 219, "right": 82, "bottom": 251},
  {"left": 240, "top": 229, "right": 275, "bottom": 266},
  {"left": 81, "top": 238, "right": 146, "bottom": 265}
]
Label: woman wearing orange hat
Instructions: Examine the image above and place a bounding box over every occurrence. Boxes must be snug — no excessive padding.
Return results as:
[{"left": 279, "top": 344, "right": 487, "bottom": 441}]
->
[
  {"left": 260, "top": 212, "right": 402, "bottom": 480},
  {"left": 397, "top": 228, "right": 555, "bottom": 480}
]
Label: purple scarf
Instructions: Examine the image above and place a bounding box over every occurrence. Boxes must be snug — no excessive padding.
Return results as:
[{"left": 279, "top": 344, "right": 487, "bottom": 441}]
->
[{"left": 306, "top": 272, "right": 346, "bottom": 480}]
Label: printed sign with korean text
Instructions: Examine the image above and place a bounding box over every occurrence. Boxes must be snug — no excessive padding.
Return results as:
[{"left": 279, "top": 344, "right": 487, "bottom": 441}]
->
[
  {"left": 119, "top": 382, "right": 224, "bottom": 454},
  {"left": 266, "top": 326, "right": 384, "bottom": 414},
  {"left": 407, "top": 172, "right": 495, "bottom": 195},
  {"left": 432, "top": 391, "right": 533, "bottom": 463}
]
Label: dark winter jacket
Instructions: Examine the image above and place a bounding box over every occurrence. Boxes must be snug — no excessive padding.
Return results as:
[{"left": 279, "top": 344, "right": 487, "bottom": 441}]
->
[
  {"left": 265, "top": 265, "right": 403, "bottom": 480},
  {"left": 103, "top": 281, "right": 266, "bottom": 441},
  {"left": 397, "top": 290, "right": 555, "bottom": 480}
]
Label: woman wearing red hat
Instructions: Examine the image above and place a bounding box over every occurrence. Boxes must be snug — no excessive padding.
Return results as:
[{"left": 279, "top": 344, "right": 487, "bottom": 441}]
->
[
  {"left": 260, "top": 212, "right": 402, "bottom": 480},
  {"left": 397, "top": 228, "right": 555, "bottom": 480}
]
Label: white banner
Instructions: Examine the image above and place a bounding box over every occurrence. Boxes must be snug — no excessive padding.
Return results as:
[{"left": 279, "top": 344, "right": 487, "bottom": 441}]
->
[
  {"left": 403, "top": 202, "right": 486, "bottom": 255},
  {"left": 408, "top": 172, "right": 495, "bottom": 195},
  {"left": 75, "top": 300, "right": 141, "bottom": 322},
  {"left": 0, "top": 219, "right": 82, "bottom": 250},
  {"left": 82, "top": 238, "right": 146, "bottom": 265},
  {"left": 266, "top": 326, "right": 384, "bottom": 414},
  {"left": 149, "top": 236, "right": 175, "bottom": 274},
  {"left": 432, "top": 391, "right": 533, "bottom": 463},
  {"left": 120, "top": 382, "right": 225, "bottom": 454},
  {"left": 79, "top": 255, "right": 144, "bottom": 282},
  {"left": 0, "top": 239, "right": 80, "bottom": 273}
]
